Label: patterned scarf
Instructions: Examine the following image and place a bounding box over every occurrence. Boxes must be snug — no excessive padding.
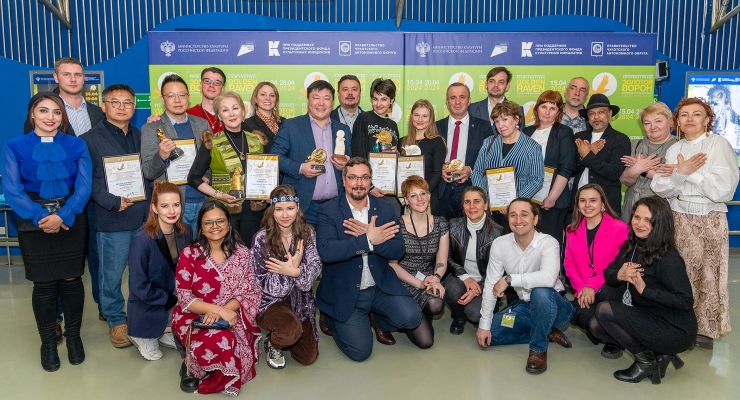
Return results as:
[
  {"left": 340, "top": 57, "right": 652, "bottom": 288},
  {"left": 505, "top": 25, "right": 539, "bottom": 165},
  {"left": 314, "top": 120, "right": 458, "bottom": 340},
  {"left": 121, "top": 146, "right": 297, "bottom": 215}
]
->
[{"left": 256, "top": 110, "right": 279, "bottom": 134}]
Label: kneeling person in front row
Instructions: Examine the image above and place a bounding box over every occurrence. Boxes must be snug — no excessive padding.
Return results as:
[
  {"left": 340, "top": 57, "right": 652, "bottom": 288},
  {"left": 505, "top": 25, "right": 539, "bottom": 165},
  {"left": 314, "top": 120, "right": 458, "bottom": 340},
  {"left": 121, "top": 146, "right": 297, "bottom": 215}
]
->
[{"left": 476, "top": 198, "right": 574, "bottom": 374}]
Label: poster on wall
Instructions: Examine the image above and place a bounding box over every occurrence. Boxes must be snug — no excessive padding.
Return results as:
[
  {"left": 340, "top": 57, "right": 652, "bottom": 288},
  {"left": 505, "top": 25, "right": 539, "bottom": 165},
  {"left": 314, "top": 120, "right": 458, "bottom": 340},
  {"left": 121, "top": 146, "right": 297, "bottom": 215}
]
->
[
  {"left": 403, "top": 33, "right": 657, "bottom": 138},
  {"left": 686, "top": 72, "right": 740, "bottom": 164},
  {"left": 30, "top": 71, "right": 104, "bottom": 105},
  {"left": 148, "top": 31, "right": 404, "bottom": 132}
]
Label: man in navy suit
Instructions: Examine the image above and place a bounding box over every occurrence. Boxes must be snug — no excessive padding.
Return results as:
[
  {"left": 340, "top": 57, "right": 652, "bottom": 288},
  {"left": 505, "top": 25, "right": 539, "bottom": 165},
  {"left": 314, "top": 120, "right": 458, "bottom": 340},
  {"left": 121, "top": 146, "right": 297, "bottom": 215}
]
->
[
  {"left": 272, "top": 80, "right": 351, "bottom": 225},
  {"left": 436, "top": 83, "right": 494, "bottom": 219},
  {"left": 315, "top": 157, "right": 422, "bottom": 361},
  {"left": 468, "top": 66, "right": 525, "bottom": 133}
]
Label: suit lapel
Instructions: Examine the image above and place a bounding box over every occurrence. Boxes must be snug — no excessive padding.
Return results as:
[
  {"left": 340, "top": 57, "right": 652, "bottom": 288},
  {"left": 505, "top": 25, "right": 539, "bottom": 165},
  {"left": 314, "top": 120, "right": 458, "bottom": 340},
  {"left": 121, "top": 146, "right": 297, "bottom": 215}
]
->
[
  {"left": 97, "top": 123, "right": 126, "bottom": 154},
  {"left": 160, "top": 114, "right": 178, "bottom": 140},
  {"left": 154, "top": 233, "right": 176, "bottom": 271},
  {"left": 337, "top": 196, "right": 355, "bottom": 225}
]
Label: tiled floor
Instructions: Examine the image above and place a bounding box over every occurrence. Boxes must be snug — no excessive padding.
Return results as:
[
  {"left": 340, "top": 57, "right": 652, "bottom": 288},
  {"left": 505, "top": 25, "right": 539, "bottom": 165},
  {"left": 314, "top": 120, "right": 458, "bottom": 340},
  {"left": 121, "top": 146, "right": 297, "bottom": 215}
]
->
[{"left": 1, "top": 250, "right": 738, "bottom": 399}]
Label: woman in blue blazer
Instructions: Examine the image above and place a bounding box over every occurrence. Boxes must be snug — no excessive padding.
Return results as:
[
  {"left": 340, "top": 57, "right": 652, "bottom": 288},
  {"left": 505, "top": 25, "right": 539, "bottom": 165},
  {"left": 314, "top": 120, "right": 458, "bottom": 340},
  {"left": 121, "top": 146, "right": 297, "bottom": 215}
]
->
[{"left": 127, "top": 181, "right": 192, "bottom": 361}]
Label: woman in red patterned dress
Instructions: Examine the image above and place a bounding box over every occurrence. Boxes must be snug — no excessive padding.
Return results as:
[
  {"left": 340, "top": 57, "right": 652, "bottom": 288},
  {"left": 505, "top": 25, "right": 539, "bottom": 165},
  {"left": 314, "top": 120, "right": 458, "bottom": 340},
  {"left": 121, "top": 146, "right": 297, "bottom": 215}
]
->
[{"left": 172, "top": 200, "right": 261, "bottom": 396}]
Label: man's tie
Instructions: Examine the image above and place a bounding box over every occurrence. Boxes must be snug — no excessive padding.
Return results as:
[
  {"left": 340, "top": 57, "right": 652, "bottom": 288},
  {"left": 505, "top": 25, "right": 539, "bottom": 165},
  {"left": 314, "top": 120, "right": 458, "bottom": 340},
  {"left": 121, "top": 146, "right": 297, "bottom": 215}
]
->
[{"left": 450, "top": 120, "right": 462, "bottom": 160}]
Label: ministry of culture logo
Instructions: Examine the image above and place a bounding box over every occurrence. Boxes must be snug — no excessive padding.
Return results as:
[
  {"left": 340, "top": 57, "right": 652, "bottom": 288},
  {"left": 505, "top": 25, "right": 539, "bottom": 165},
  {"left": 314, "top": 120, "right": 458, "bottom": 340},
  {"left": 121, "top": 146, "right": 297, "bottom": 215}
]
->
[
  {"left": 339, "top": 41, "right": 351, "bottom": 56},
  {"left": 416, "top": 42, "right": 431, "bottom": 57},
  {"left": 490, "top": 42, "right": 508, "bottom": 57},
  {"left": 160, "top": 41, "right": 175, "bottom": 57},
  {"left": 591, "top": 42, "right": 604, "bottom": 57},
  {"left": 238, "top": 42, "right": 255, "bottom": 57},
  {"left": 591, "top": 72, "right": 617, "bottom": 96},
  {"left": 521, "top": 42, "right": 533, "bottom": 57}
]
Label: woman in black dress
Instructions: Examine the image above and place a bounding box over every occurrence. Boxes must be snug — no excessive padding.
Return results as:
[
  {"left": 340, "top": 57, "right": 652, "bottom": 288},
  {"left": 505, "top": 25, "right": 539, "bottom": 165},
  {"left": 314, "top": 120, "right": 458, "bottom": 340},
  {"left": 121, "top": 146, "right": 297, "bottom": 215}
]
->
[
  {"left": 243, "top": 81, "right": 282, "bottom": 138},
  {"left": 590, "top": 196, "right": 697, "bottom": 384},
  {"left": 400, "top": 99, "right": 447, "bottom": 214}
]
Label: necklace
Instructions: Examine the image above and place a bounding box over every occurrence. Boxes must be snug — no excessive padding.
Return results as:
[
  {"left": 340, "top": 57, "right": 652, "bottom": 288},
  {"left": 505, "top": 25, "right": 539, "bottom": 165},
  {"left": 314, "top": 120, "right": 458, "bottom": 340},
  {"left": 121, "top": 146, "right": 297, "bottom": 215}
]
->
[
  {"left": 199, "top": 104, "right": 219, "bottom": 129},
  {"left": 224, "top": 129, "right": 247, "bottom": 160},
  {"left": 408, "top": 211, "right": 431, "bottom": 262}
]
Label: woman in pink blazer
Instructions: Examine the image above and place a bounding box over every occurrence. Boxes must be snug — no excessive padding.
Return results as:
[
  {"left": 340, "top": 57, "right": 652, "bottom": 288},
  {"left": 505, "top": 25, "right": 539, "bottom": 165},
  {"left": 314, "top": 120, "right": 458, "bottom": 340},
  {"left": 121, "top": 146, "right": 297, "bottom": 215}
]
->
[{"left": 565, "top": 183, "right": 629, "bottom": 358}]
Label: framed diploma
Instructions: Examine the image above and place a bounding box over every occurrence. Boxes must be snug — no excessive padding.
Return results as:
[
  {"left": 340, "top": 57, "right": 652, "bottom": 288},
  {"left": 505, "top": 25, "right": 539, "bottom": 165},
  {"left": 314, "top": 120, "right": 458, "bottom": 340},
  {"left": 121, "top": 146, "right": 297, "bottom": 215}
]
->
[
  {"left": 368, "top": 152, "right": 398, "bottom": 195},
  {"left": 532, "top": 167, "right": 556, "bottom": 205},
  {"left": 165, "top": 139, "right": 196, "bottom": 185},
  {"left": 486, "top": 166, "right": 517, "bottom": 211},
  {"left": 396, "top": 156, "right": 425, "bottom": 197},
  {"left": 102, "top": 153, "right": 147, "bottom": 202},
  {"left": 244, "top": 154, "right": 280, "bottom": 200}
]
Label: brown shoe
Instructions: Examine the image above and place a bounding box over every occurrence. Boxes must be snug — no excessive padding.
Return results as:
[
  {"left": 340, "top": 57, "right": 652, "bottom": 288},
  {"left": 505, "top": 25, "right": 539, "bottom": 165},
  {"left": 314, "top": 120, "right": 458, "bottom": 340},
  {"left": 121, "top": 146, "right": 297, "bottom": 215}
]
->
[
  {"left": 695, "top": 334, "right": 713, "bottom": 349},
  {"left": 368, "top": 313, "right": 395, "bottom": 345},
  {"left": 526, "top": 350, "right": 548, "bottom": 374},
  {"left": 110, "top": 324, "right": 132, "bottom": 348},
  {"left": 98, "top": 312, "right": 107, "bottom": 322},
  {"left": 55, "top": 321, "right": 63, "bottom": 345},
  {"left": 319, "top": 313, "right": 332, "bottom": 336},
  {"left": 548, "top": 327, "right": 572, "bottom": 348}
]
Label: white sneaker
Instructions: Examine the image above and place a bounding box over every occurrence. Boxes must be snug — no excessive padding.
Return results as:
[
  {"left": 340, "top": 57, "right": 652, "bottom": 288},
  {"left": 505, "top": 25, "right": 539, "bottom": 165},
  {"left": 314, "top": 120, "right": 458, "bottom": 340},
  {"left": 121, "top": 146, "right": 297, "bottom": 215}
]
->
[
  {"left": 266, "top": 341, "right": 285, "bottom": 369},
  {"left": 158, "top": 332, "right": 177, "bottom": 349},
  {"left": 129, "top": 336, "right": 163, "bottom": 361}
]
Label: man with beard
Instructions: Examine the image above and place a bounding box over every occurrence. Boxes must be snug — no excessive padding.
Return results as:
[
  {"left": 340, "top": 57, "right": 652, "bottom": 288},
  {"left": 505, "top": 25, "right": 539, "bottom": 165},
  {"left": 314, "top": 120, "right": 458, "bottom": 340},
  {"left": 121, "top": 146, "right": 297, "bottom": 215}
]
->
[
  {"left": 561, "top": 77, "right": 590, "bottom": 134},
  {"left": 572, "top": 94, "right": 631, "bottom": 216},
  {"left": 315, "top": 157, "right": 422, "bottom": 361},
  {"left": 330, "top": 75, "right": 364, "bottom": 132}
]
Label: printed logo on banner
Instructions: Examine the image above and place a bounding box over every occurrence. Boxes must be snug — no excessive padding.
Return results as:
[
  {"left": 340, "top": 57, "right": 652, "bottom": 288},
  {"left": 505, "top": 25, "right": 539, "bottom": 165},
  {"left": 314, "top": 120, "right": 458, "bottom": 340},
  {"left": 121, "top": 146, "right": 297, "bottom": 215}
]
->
[
  {"left": 521, "top": 42, "right": 533, "bottom": 57},
  {"left": 522, "top": 101, "right": 537, "bottom": 127},
  {"left": 390, "top": 103, "right": 403, "bottom": 123},
  {"left": 157, "top": 72, "right": 178, "bottom": 95},
  {"left": 339, "top": 41, "right": 352, "bottom": 56},
  {"left": 449, "top": 73, "right": 474, "bottom": 93},
  {"left": 302, "top": 72, "right": 329, "bottom": 96},
  {"left": 591, "top": 42, "right": 604, "bottom": 57},
  {"left": 491, "top": 42, "right": 508, "bottom": 57},
  {"left": 416, "top": 42, "right": 431, "bottom": 57},
  {"left": 238, "top": 42, "right": 255, "bottom": 57},
  {"left": 591, "top": 72, "right": 618, "bottom": 96},
  {"left": 245, "top": 101, "right": 254, "bottom": 118},
  {"left": 160, "top": 41, "right": 176, "bottom": 57},
  {"left": 268, "top": 41, "right": 280, "bottom": 57}
]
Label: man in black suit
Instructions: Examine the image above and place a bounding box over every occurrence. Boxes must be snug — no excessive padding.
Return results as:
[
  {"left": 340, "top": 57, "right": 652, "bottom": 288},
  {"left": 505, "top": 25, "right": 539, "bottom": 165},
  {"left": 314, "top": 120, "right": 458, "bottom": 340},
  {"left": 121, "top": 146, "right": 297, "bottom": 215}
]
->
[
  {"left": 572, "top": 94, "right": 631, "bottom": 216},
  {"left": 468, "top": 66, "right": 524, "bottom": 133},
  {"left": 436, "top": 82, "right": 494, "bottom": 219},
  {"left": 329, "top": 75, "right": 364, "bottom": 132}
]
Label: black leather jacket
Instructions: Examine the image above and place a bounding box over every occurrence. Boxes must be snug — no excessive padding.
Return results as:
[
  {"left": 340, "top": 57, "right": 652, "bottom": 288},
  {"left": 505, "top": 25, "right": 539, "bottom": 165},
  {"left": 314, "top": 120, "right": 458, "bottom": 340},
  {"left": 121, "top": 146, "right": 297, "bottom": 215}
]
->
[{"left": 447, "top": 216, "right": 503, "bottom": 280}]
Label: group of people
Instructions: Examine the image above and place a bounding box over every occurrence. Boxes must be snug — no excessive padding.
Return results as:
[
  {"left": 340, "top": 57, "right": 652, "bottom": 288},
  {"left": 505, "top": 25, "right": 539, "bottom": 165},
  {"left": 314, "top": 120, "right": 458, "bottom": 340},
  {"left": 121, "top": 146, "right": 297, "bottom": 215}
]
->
[{"left": 2, "top": 57, "right": 738, "bottom": 395}]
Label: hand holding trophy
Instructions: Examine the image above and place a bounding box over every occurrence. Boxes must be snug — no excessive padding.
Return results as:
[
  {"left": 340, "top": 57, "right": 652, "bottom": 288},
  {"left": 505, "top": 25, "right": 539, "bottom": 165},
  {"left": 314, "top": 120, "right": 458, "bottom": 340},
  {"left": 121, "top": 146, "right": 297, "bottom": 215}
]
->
[
  {"left": 372, "top": 130, "right": 394, "bottom": 152},
  {"left": 332, "top": 130, "right": 350, "bottom": 163},
  {"left": 306, "top": 149, "right": 328, "bottom": 173},
  {"left": 447, "top": 159, "right": 465, "bottom": 180},
  {"left": 156, "top": 128, "right": 185, "bottom": 161}
]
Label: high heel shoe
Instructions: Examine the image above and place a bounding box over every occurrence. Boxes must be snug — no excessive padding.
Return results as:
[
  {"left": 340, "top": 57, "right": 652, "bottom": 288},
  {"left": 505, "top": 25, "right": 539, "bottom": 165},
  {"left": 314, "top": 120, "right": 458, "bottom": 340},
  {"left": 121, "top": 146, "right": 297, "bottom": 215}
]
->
[
  {"left": 613, "top": 350, "right": 660, "bottom": 384},
  {"left": 657, "top": 354, "right": 684, "bottom": 378},
  {"left": 66, "top": 336, "right": 86, "bottom": 365},
  {"left": 41, "top": 343, "right": 60, "bottom": 372}
]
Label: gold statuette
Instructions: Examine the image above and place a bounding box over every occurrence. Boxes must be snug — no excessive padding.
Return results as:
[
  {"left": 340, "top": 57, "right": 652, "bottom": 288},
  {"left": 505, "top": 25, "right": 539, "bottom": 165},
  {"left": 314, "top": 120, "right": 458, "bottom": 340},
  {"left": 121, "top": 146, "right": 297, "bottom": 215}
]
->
[
  {"left": 156, "top": 128, "right": 185, "bottom": 161},
  {"left": 229, "top": 166, "right": 245, "bottom": 199},
  {"left": 373, "top": 130, "right": 394, "bottom": 151},
  {"left": 306, "top": 148, "right": 327, "bottom": 172},
  {"left": 448, "top": 159, "right": 465, "bottom": 179}
]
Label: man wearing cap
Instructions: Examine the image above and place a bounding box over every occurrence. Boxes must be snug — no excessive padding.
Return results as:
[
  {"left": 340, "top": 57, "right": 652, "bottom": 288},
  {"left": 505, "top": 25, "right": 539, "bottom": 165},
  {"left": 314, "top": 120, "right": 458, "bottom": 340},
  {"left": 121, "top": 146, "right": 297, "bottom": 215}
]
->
[{"left": 572, "top": 94, "right": 631, "bottom": 215}]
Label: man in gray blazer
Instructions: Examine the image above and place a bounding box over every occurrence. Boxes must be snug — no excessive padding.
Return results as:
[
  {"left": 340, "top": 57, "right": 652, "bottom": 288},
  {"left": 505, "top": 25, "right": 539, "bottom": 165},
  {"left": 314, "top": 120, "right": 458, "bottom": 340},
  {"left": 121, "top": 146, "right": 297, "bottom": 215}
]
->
[{"left": 141, "top": 74, "right": 210, "bottom": 233}]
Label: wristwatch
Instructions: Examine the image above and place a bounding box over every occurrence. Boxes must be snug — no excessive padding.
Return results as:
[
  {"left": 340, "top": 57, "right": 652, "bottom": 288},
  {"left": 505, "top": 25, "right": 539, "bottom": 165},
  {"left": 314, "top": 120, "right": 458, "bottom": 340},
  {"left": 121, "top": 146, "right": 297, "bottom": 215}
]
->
[{"left": 504, "top": 275, "right": 512, "bottom": 286}]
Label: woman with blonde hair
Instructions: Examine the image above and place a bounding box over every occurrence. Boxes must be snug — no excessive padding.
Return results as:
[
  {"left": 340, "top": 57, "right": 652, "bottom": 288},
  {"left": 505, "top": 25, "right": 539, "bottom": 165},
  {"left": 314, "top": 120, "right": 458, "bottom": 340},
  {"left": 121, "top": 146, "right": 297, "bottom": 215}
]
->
[{"left": 243, "top": 81, "right": 282, "bottom": 137}]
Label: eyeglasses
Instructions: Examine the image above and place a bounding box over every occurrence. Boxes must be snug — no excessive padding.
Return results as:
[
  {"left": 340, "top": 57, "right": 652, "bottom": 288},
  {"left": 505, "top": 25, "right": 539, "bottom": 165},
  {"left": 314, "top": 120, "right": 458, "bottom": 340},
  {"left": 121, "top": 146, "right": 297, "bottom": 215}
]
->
[
  {"left": 346, "top": 175, "right": 372, "bottom": 182},
  {"left": 104, "top": 100, "right": 134, "bottom": 109},
  {"left": 202, "top": 78, "right": 224, "bottom": 87},
  {"left": 406, "top": 191, "right": 429, "bottom": 201},
  {"left": 202, "top": 218, "right": 228, "bottom": 229},
  {"left": 163, "top": 92, "right": 189, "bottom": 100}
]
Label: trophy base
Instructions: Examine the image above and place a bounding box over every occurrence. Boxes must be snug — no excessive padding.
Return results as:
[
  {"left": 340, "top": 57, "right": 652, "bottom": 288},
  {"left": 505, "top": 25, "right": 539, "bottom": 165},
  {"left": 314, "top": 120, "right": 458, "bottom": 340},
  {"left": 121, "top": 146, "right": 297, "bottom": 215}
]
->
[
  {"left": 451, "top": 174, "right": 461, "bottom": 180},
  {"left": 229, "top": 190, "right": 245, "bottom": 199},
  {"left": 311, "top": 165, "right": 326, "bottom": 173},
  {"left": 168, "top": 148, "right": 185, "bottom": 161},
  {"left": 379, "top": 144, "right": 393, "bottom": 152}
]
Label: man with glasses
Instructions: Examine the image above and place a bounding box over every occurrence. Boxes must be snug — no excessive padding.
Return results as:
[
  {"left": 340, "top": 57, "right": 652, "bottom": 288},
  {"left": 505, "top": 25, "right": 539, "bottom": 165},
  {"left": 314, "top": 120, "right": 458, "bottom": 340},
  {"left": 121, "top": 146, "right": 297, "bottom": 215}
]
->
[
  {"left": 188, "top": 67, "right": 227, "bottom": 132},
  {"left": 315, "top": 157, "right": 422, "bottom": 361},
  {"left": 141, "top": 74, "right": 209, "bottom": 233},
  {"left": 81, "top": 84, "right": 150, "bottom": 348}
]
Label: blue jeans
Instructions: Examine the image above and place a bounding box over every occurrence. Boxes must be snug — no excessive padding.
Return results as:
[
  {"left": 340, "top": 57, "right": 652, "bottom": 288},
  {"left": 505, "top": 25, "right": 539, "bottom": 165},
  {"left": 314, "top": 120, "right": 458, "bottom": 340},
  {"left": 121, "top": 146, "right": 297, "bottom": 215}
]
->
[
  {"left": 487, "top": 287, "right": 575, "bottom": 353},
  {"left": 97, "top": 229, "right": 139, "bottom": 328},
  {"left": 87, "top": 205, "right": 101, "bottom": 312},
  {"left": 324, "top": 285, "right": 422, "bottom": 362},
  {"left": 182, "top": 201, "right": 203, "bottom": 236}
]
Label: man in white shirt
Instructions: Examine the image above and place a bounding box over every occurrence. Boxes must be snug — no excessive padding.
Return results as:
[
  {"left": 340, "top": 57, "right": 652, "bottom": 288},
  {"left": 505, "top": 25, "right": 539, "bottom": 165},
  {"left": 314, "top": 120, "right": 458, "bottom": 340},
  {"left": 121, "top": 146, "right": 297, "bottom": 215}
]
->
[{"left": 476, "top": 198, "right": 574, "bottom": 374}]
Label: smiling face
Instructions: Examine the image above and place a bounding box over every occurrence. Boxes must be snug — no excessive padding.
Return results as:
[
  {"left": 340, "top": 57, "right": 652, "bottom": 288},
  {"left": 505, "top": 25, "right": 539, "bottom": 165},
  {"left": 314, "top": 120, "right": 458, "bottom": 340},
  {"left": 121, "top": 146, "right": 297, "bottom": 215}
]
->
[
  {"left": 307, "top": 88, "right": 333, "bottom": 124},
  {"left": 631, "top": 204, "right": 653, "bottom": 239},
  {"left": 31, "top": 99, "right": 63, "bottom": 135},
  {"left": 404, "top": 185, "right": 430, "bottom": 213},
  {"left": 577, "top": 188, "right": 604, "bottom": 220},
  {"left": 641, "top": 113, "right": 672, "bottom": 143},
  {"left": 508, "top": 200, "right": 538, "bottom": 237},
  {"left": 342, "top": 163, "right": 371, "bottom": 202},
  {"left": 677, "top": 103, "right": 710, "bottom": 138},
  {"left": 372, "top": 92, "right": 393, "bottom": 116},
  {"left": 200, "top": 71, "right": 225, "bottom": 101},
  {"left": 161, "top": 81, "right": 190, "bottom": 117},
  {"left": 255, "top": 84, "right": 277, "bottom": 114},
  {"left": 587, "top": 106, "right": 612, "bottom": 132},
  {"left": 217, "top": 96, "right": 245, "bottom": 131},
  {"left": 411, "top": 106, "right": 432, "bottom": 132},
  {"left": 463, "top": 190, "right": 488, "bottom": 223},
  {"left": 201, "top": 208, "right": 229, "bottom": 243},
  {"left": 152, "top": 192, "right": 182, "bottom": 230},
  {"left": 273, "top": 201, "right": 298, "bottom": 230}
]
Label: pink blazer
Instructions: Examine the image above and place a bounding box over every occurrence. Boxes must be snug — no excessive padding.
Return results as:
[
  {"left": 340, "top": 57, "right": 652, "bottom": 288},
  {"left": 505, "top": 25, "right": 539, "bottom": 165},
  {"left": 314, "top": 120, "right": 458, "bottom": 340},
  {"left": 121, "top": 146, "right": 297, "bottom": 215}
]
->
[{"left": 564, "top": 213, "right": 629, "bottom": 296}]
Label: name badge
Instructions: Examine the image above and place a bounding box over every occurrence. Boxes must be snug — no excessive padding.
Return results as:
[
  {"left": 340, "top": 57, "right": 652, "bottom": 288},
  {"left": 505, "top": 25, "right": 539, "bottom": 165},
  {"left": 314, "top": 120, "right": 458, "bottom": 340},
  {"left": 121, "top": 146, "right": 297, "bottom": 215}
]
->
[
  {"left": 500, "top": 313, "right": 516, "bottom": 328},
  {"left": 41, "top": 137, "right": 54, "bottom": 143}
]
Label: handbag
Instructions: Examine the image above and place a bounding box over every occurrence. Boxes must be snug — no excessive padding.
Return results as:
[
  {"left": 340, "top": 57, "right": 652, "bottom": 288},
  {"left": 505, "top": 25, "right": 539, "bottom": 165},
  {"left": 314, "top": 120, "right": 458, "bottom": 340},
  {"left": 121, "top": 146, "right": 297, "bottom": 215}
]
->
[{"left": 17, "top": 197, "right": 66, "bottom": 232}]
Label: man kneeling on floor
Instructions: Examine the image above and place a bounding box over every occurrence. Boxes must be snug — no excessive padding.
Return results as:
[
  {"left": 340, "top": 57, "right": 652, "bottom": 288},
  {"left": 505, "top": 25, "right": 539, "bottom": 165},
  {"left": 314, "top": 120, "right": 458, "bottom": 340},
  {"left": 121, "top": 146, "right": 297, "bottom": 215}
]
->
[{"left": 476, "top": 198, "right": 574, "bottom": 373}]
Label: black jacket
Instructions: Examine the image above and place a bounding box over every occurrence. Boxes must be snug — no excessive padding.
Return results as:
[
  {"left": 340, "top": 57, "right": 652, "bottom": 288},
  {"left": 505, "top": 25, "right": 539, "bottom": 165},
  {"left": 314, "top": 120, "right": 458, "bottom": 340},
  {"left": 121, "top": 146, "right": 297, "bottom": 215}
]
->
[
  {"left": 435, "top": 115, "right": 493, "bottom": 196},
  {"left": 447, "top": 216, "right": 503, "bottom": 279},
  {"left": 572, "top": 124, "right": 631, "bottom": 215},
  {"left": 523, "top": 123, "right": 577, "bottom": 209},
  {"left": 242, "top": 114, "right": 279, "bottom": 153}
]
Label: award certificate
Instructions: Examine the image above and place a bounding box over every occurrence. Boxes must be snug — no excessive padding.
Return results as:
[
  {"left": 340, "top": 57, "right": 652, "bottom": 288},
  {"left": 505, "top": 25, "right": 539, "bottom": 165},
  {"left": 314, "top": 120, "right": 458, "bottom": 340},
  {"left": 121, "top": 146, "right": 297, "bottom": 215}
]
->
[
  {"left": 102, "top": 153, "right": 147, "bottom": 202},
  {"left": 368, "top": 152, "right": 398, "bottom": 195},
  {"left": 532, "top": 167, "right": 556, "bottom": 205},
  {"left": 165, "top": 139, "right": 196, "bottom": 185},
  {"left": 396, "top": 156, "right": 425, "bottom": 197},
  {"left": 486, "top": 166, "right": 517, "bottom": 211},
  {"left": 244, "top": 154, "right": 280, "bottom": 200}
]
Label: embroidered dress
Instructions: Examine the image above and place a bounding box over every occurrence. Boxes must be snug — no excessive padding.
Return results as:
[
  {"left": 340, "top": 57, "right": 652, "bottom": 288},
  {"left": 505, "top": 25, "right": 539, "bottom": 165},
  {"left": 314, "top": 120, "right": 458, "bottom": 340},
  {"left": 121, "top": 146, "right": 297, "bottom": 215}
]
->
[{"left": 172, "top": 244, "right": 261, "bottom": 397}]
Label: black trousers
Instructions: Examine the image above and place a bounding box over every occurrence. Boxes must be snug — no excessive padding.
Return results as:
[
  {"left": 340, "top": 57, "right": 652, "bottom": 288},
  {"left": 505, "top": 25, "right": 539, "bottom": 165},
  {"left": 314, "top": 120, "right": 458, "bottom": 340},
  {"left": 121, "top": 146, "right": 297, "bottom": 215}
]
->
[
  {"left": 32, "top": 277, "right": 84, "bottom": 344},
  {"left": 538, "top": 207, "right": 568, "bottom": 249}
]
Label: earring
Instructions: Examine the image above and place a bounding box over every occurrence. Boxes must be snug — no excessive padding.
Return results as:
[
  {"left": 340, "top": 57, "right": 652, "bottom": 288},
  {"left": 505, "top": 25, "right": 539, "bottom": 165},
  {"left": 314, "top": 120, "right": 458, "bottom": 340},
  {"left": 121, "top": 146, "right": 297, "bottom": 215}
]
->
[
  {"left": 704, "top": 125, "right": 708, "bottom": 136},
  {"left": 601, "top": 207, "right": 605, "bottom": 212},
  {"left": 676, "top": 125, "right": 681, "bottom": 141}
]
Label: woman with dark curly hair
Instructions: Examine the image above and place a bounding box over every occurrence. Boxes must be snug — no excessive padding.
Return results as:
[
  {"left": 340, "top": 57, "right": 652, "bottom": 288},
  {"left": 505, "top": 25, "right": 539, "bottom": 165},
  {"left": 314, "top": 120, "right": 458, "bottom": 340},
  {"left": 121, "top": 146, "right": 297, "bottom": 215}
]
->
[
  {"left": 591, "top": 196, "right": 697, "bottom": 384},
  {"left": 651, "top": 97, "right": 739, "bottom": 349}
]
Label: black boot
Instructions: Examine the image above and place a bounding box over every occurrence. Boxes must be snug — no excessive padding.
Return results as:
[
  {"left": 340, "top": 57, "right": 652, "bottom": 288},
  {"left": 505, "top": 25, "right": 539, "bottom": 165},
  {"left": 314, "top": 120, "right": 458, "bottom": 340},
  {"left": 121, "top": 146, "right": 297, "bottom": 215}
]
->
[
  {"left": 601, "top": 343, "right": 624, "bottom": 359},
  {"left": 41, "top": 343, "right": 60, "bottom": 372},
  {"left": 180, "top": 361, "right": 199, "bottom": 393},
  {"left": 657, "top": 354, "right": 684, "bottom": 378},
  {"left": 66, "top": 336, "right": 85, "bottom": 365},
  {"left": 614, "top": 350, "right": 660, "bottom": 384}
]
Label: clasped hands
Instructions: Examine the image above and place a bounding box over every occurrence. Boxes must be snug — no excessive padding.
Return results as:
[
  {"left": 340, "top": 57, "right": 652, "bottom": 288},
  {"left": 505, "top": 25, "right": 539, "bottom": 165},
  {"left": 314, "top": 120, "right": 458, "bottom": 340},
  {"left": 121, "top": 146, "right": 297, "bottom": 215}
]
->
[
  {"left": 38, "top": 214, "right": 68, "bottom": 234},
  {"left": 343, "top": 215, "right": 399, "bottom": 246},
  {"left": 202, "top": 306, "right": 238, "bottom": 327},
  {"left": 618, "top": 261, "right": 646, "bottom": 294}
]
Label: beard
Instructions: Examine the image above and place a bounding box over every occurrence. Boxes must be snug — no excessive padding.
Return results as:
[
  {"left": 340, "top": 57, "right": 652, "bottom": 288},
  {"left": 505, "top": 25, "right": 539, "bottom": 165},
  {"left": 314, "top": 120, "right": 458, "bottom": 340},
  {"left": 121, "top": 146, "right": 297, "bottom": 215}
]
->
[{"left": 349, "top": 187, "right": 368, "bottom": 201}]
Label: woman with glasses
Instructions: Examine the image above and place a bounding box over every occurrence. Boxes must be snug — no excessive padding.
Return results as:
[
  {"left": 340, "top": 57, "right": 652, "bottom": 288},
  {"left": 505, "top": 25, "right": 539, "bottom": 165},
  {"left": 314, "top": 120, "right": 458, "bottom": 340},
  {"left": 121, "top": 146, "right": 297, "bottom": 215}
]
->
[
  {"left": 188, "top": 91, "right": 271, "bottom": 247},
  {"left": 1, "top": 93, "right": 92, "bottom": 371},
  {"left": 243, "top": 81, "right": 283, "bottom": 138},
  {"left": 171, "top": 200, "right": 261, "bottom": 395},
  {"left": 251, "top": 185, "right": 322, "bottom": 369},
  {"left": 388, "top": 175, "right": 449, "bottom": 348}
]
